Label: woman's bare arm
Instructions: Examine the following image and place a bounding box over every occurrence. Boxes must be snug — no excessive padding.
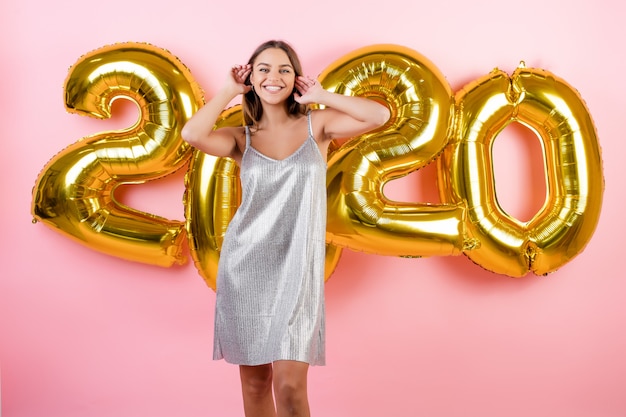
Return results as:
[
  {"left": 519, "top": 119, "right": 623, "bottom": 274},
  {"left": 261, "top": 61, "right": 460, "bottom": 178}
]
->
[
  {"left": 181, "top": 65, "right": 251, "bottom": 158},
  {"left": 295, "top": 76, "right": 390, "bottom": 141}
]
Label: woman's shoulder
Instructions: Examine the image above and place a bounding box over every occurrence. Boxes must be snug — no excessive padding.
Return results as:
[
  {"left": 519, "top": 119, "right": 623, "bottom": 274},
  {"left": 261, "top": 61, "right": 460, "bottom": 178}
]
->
[
  {"left": 307, "top": 107, "right": 329, "bottom": 126},
  {"left": 308, "top": 108, "right": 332, "bottom": 143}
]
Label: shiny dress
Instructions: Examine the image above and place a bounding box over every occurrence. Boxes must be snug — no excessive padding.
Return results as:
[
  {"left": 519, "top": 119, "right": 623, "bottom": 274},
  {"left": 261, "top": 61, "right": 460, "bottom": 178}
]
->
[{"left": 213, "top": 112, "right": 326, "bottom": 366}]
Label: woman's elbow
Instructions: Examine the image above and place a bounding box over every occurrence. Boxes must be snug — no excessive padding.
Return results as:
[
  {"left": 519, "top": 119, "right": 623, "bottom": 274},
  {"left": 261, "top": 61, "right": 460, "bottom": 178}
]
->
[{"left": 181, "top": 124, "right": 203, "bottom": 147}]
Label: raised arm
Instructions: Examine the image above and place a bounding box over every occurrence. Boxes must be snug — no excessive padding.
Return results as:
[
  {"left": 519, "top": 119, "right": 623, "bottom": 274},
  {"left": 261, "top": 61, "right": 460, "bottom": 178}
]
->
[
  {"left": 181, "top": 65, "right": 251, "bottom": 158},
  {"left": 294, "top": 76, "right": 390, "bottom": 142}
]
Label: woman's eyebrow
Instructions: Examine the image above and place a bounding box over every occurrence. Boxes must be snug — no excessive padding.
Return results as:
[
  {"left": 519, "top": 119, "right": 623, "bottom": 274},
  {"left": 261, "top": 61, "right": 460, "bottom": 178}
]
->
[{"left": 255, "top": 62, "right": 293, "bottom": 68}]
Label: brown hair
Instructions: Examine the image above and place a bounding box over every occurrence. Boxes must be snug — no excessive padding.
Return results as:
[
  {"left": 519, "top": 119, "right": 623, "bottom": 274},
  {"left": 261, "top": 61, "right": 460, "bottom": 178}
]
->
[{"left": 242, "top": 40, "right": 308, "bottom": 128}]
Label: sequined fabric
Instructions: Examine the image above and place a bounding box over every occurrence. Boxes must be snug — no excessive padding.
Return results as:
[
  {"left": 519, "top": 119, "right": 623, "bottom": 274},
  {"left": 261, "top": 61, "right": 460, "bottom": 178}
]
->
[{"left": 213, "top": 112, "right": 326, "bottom": 366}]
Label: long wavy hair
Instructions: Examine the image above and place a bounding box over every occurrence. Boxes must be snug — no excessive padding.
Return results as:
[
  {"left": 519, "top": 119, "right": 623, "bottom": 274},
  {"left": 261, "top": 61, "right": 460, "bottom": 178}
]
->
[{"left": 242, "top": 40, "right": 309, "bottom": 128}]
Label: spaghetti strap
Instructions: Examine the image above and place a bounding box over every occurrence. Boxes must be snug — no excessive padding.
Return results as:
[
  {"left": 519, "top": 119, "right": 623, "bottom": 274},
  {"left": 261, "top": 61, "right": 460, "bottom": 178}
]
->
[
  {"left": 306, "top": 111, "right": 313, "bottom": 139},
  {"left": 244, "top": 126, "right": 251, "bottom": 147}
]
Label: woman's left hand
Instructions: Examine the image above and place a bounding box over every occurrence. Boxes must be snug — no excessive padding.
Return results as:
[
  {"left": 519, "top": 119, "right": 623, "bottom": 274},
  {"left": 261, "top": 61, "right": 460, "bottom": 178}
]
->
[{"left": 294, "top": 76, "right": 325, "bottom": 104}]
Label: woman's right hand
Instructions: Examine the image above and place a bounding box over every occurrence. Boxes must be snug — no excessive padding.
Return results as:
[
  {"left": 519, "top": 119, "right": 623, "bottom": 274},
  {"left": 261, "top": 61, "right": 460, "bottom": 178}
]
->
[{"left": 228, "top": 64, "right": 252, "bottom": 95}]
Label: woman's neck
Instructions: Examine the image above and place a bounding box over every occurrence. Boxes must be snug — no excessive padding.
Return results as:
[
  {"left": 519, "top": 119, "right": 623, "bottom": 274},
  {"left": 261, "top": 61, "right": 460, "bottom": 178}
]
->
[{"left": 257, "top": 104, "right": 295, "bottom": 129}]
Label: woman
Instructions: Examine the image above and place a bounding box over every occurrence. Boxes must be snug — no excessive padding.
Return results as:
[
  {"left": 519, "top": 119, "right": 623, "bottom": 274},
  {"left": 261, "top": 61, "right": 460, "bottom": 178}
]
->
[{"left": 182, "top": 40, "right": 389, "bottom": 417}]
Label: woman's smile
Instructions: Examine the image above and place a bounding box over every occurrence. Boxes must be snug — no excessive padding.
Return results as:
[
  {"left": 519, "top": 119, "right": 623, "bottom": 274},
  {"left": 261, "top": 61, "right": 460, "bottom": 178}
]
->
[{"left": 263, "top": 85, "right": 284, "bottom": 92}]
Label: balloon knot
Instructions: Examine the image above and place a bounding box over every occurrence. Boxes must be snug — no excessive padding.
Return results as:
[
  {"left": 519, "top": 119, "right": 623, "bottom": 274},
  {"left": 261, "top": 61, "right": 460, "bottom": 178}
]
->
[
  {"left": 524, "top": 244, "right": 538, "bottom": 267},
  {"left": 463, "top": 237, "right": 481, "bottom": 251}
]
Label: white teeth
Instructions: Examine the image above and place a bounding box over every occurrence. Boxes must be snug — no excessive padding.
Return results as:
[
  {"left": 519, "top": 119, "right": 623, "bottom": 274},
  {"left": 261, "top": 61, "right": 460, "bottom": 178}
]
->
[{"left": 264, "top": 86, "right": 281, "bottom": 91}]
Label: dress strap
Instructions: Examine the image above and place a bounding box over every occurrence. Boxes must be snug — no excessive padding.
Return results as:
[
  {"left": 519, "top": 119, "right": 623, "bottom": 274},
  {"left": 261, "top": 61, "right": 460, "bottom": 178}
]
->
[
  {"left": 244, "top": 125, "right": 251, "bottom": 147},
  {"left": 306, "top": 110, "right": 314, "bottom": 139}
]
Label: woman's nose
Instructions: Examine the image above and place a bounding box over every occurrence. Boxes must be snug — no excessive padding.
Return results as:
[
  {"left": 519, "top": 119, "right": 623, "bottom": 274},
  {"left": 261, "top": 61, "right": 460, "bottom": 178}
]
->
[{"left": 268, "top": 69, "right": 282, "bottom": 79}]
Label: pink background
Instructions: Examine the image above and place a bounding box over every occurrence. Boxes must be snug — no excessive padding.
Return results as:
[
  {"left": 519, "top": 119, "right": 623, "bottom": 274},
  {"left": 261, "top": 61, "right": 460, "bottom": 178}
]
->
[{"left": 1, "top": 1, "right": 625, "bottom": 416}]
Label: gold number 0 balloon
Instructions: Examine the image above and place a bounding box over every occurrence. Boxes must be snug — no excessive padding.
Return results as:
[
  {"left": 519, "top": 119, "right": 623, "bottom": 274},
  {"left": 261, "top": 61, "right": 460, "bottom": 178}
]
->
[
  {"left": 321, "top": 45, "right": 474, "bottom": 257},
  {"left": 185, "top": 107, "right": 240, "bottom": 290},
  {"left": 185, "top": 106, "right": 343, "bottom": 290},
  {"left": 31, "top": 43, "right": 204, "bottom": 267},
  {"left": 437, "top": 66, "right": 604, "bottom": 276}
]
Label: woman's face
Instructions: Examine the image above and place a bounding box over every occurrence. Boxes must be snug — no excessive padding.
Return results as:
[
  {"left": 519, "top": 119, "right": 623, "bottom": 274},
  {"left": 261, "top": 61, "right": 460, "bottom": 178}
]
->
[{"left": 250, "top": 48, "right": 296, "bottom": 105}]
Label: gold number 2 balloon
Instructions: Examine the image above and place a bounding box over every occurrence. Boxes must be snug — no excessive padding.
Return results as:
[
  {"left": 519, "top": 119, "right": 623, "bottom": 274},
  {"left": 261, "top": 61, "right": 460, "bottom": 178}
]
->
[
  {"left": 31, "top": 42, "right": 204, "bottom": 267},
  {"left": 321, "top": 44, "right": 475, "bottom": 258}
]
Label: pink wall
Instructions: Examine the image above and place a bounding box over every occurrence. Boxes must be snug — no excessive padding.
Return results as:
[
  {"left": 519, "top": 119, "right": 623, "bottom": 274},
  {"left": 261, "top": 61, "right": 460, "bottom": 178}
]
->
[{"left": 1, "top": 1, "right": 625, "bottom": 416}]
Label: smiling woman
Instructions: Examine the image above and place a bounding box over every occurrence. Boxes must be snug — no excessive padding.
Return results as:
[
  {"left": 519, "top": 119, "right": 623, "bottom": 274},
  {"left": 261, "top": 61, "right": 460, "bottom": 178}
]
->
[{"left": 180, "top": 39, "right": 389, "bottom": 417}]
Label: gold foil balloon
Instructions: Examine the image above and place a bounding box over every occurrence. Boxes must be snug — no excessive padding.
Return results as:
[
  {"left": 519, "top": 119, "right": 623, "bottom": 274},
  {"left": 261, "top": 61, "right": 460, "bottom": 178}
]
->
[
  {"left": 31, "top": 42, "right": 204, "bottom": 267},
  {"left": 437, "top": 65, "right": 604, "bottom": 276},
  {"left": 184, "top": 106, "right": 343, "bottom": 290},
  {"left": 32, "top": 42, "right": 604, "bottom": 279},
  {"left": 184, "top": 106, "right": 241, "bottom": 289},
  {"left": 320, "top": 44, "right": 473, "bottom": 257}
]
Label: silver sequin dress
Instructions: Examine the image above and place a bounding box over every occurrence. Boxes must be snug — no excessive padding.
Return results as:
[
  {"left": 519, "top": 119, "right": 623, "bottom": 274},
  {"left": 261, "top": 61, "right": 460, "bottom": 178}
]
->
[{"left": 213, "top": 112, "right": 326, "bottom": 366}]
